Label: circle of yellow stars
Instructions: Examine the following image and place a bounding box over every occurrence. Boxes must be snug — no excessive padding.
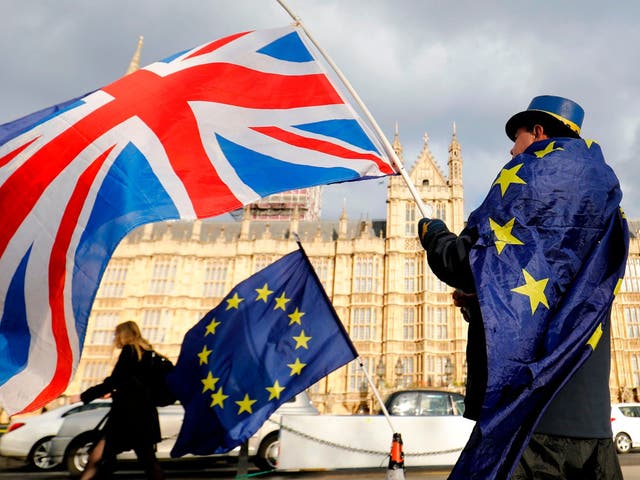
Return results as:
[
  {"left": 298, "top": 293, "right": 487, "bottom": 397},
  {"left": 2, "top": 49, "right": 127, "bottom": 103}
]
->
[{"left": 195, "top": 281, "right": 314, "bottom": 416}]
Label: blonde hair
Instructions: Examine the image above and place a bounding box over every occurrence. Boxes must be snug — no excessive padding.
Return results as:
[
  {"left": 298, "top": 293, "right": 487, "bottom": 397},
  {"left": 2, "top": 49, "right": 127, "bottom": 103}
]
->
[{"left": 114, "top": 321, "right": 152, "bottom": 360}]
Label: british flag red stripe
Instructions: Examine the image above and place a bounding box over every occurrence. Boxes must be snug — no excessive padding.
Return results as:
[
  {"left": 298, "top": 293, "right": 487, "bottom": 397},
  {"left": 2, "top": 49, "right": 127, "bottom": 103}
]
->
[
  {"left": 251, "top": 126, "right": 389, "bottom": 166},
  {"left": 37, "top": 148, "right": 116, "bottom": 411},
  {"left": 0, "top": 25, "right": 394, "bottom": 414}
]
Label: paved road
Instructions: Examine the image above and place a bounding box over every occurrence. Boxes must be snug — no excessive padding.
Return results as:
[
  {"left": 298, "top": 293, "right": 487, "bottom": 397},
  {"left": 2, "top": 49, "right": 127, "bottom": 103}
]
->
[{"left": 2, "top": 455, "right": 640, "bottom": 479}]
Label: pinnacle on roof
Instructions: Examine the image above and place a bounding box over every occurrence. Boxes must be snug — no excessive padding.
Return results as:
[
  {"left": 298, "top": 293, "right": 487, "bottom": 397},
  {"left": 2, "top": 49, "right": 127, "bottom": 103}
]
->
[
  {"left": 419, "top": 131, "right": 431, "bottom": 156},
  {"left": 126, "top": 35, "right": 144, "bottom": 75},
  {"left": 392, "top": 121, "right": 403, "bottom": 155},
  {"left": 340, "top": 198, "right": 348, "bottom": 220},
  {"left": 449, "top": 122, "right": 461, "bottom": 150}
]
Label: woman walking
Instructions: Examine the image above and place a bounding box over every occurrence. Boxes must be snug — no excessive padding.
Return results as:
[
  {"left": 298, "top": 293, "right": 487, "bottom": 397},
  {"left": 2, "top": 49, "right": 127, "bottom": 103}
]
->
[{"left": 72, "top": 320, "right": 164, "bottom": 480}]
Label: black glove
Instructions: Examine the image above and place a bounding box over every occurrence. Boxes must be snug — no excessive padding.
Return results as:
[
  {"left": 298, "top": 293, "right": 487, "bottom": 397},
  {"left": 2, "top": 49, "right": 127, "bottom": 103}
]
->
[{"left": 417, "top": 217, "right": 446, "bottom": 244}]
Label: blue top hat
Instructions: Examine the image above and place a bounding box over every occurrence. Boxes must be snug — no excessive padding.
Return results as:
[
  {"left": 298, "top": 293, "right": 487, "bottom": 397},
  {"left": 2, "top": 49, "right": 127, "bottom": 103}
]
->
[{"left": 505, "top": 95, "right": 584, "bottom": 141}]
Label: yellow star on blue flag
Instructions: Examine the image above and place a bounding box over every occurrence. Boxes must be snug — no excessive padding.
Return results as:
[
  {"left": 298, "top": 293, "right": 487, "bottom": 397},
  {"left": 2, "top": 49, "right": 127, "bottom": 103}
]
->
[
  {"left": 201, "top": 372, "right": 219, "bottom": 393},
  {"left": 534, "top": 140, "right": 563, "bottom": 158},
  {"left": 197, "top": 345, "right": 212, "bottom": 365},
  {"left": 511, "top": 269, "right": 549, "bottom": 314},
  {"left": 255, "top": 283, "right": 273, "bottom": 302},
  {"left": 225, "top": 292, "right": 243, "bottom": 310},
  {"left": 493, "top": 163, "right": 526, "bottom": 196},
  {"left": 489, "top": 217, "right": 524, "bottom": 254},
  {"left": 274, "top": 292, "right": 290, "bottom": 311},
  {"left": 205, "top": 318, "right": 220, "bottom": 336},
  {"left": 266, "top": 380, "right": 285, "bottom": 400},
  {"left": 288, "top": 307, "right": 305, "bottom": 325},
  {"left": 293, "top": 330, "right": 311, "bottom": 349},
  {"left": 235, "top": 394, "right": 257, "bottom": 414}
]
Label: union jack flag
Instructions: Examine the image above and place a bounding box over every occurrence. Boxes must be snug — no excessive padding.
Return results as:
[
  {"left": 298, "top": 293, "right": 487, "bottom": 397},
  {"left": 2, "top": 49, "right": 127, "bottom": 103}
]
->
[{"left": 0, "top": 25, "right": 394, "bottom": 414}]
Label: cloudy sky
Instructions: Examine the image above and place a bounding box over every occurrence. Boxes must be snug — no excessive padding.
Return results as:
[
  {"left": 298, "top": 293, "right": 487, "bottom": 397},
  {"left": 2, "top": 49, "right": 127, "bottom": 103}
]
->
[{"left": 2, "top": 1, "right": 639, "bottom": 222}]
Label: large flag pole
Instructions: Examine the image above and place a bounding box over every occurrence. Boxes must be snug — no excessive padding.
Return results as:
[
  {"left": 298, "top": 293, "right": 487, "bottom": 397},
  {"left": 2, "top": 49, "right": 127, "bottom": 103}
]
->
[{"left": 276, "top": 0, "right": 431, "bottom": 219}]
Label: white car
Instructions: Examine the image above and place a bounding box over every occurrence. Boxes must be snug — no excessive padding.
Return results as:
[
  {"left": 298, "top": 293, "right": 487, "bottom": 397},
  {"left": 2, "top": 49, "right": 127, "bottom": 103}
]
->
[
  {"left": 0, "top": 401, "right": 110, "bottom": 470},
  {"left": 50, "top": 392, "right": 318, "bottom": 477},
  {"left": 612, "top": 403, "right": 640, "bottom": 454}
]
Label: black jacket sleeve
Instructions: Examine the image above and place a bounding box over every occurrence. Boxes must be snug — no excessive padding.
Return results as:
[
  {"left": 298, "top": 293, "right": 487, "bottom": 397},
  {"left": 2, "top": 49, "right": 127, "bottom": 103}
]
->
[
  {"left": 419, "top": 219, "right": 487, "bottom": 421},
  {"left": 80, "top": 345, "right": 138, "bottom": 404},
  {"left": 418, "top": 218, "right": 478, "bottom": 293}
]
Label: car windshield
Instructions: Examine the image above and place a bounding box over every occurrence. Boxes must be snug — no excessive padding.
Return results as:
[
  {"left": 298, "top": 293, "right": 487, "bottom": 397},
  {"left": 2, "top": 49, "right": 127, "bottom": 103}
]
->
[
  {"left": 388, "top": 392, "right": 419, "bottom": 415},
  {"left": 387, "top": 391, "right": 459, "bottom": 416},
  {"left": 418, "top": 393, "right": 451, "bottom": 416}
]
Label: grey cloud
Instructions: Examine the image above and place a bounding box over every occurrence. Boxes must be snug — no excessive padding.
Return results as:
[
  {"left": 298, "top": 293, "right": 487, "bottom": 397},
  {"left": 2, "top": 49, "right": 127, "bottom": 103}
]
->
[{"left": 2, "top": 0, "right": 639, "bottom": 221}]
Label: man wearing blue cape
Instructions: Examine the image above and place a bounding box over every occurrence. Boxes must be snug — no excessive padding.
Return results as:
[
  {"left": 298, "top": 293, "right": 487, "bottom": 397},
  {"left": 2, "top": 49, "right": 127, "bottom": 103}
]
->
[{"left": 418, "top": 95, "right": 628, "bottom": 479}]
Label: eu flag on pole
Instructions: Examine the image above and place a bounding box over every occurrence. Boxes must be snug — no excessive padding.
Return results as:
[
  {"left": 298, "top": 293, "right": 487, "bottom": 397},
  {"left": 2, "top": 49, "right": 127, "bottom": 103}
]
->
[
  {"left": 0, "top": 25, "right": 392, "bottom": 415},
  {"left": 166, "top": 246, "right": 357, "bottom": 457},
  {"left": 448, "top": 138, "right": 629, "bottom": 479}
]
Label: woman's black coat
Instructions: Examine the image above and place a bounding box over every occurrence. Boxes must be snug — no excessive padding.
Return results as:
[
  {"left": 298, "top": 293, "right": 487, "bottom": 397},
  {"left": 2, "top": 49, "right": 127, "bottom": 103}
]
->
[{"left": 81, "top": 344, "right": 161, "bottom": 453}]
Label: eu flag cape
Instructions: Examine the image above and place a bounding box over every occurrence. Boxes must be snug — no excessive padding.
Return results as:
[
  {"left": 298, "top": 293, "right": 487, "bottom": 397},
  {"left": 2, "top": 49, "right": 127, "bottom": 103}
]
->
[
  {"left": 449, "top": 138, "right": 629, "bottom": 479},
  {"left": 166, "top": 246, "right": 357, "bottom": 457},
  {"left": 0, "top": 25, "right": 392, "bottom": 415}
]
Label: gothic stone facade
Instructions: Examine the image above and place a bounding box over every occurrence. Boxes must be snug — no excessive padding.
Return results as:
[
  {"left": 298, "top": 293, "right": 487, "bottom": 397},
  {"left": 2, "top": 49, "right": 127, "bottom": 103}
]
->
[{"left": 68, "top": 131, "right": 640, "bottom": 413}]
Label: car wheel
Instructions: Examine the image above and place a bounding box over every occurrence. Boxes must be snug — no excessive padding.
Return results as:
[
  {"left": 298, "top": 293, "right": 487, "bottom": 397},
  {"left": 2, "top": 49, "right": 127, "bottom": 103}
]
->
[
  {"left": 615, "top": 432, "right": 632, "bottom": 454},
  {"left": 65, "top": 433, "right": 97, "bottom": 478},
  {"left": 28, "top": 436, "right": 59, "bottom": 471},
  {"left": 254, "top": 431, "right": 279, "bottom": 470}
]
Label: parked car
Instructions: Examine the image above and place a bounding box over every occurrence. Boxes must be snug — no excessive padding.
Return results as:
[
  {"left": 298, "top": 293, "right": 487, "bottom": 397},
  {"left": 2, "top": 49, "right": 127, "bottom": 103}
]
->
[
  {"left": 50, "top": 391, "right": 318, "bottom": 477},
  {"left": 612, "top": 403, "right": 640, "bottom": 453},
  {"left": 0, "top": 401, "right": 110, "bottom": 471},
  {"left": 276, "top": 389, "right": 474, "bottom": 471},
  {"left": 382, "top": 389, "right": 465, "bottom": 417}
]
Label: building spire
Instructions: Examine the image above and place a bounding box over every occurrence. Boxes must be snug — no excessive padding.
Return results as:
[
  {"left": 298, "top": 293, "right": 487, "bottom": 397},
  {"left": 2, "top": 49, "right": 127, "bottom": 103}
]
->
[
  {"left": 449, "top": 122, "right": 460, "bottom": 151},
  {"left": 448, "top": 121, "right": 463, "bottom": 186},
  {"left": 338, "top": 198, "right": 348, "bottom": 239},
  {"left": 419, "top": 131, "right": 431, "bottom": 157},
  {"left": 392, "top": 121, "right": 403, "bottom": 160},
  {"left": 340, "top": 198, "right": 347, "bottom": 220},
  {"left": 125, "top": 36, "right": 144, "bottom": 75}
]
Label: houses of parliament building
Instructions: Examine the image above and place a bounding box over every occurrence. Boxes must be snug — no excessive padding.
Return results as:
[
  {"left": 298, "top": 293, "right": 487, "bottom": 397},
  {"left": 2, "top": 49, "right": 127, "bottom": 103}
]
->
[{"left": 67, "top": 127, "right": 640, "bottom": 414}]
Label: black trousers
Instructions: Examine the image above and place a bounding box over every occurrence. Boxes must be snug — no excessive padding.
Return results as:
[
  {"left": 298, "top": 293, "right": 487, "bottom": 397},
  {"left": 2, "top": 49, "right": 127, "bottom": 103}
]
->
[{"left": 511, "top": 433, "right": 623, "bottom": 480}]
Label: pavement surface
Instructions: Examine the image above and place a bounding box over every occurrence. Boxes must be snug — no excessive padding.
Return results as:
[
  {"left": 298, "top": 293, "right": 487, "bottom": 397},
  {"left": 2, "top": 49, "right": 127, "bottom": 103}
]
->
[{"left": 2, "top": 454, "right": 640, "bottom": 479}]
